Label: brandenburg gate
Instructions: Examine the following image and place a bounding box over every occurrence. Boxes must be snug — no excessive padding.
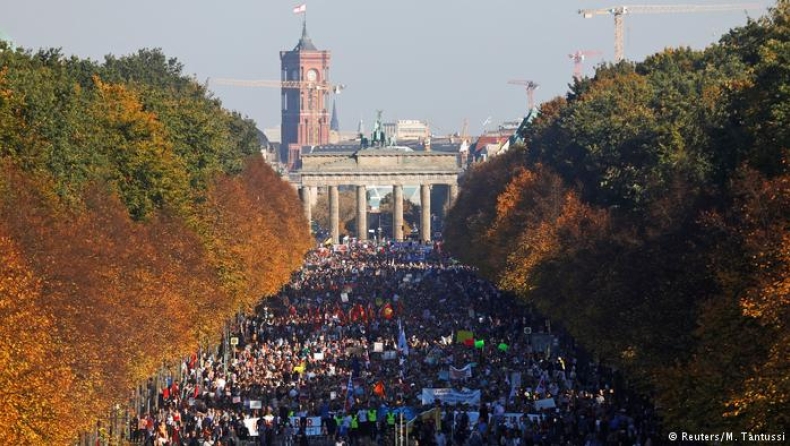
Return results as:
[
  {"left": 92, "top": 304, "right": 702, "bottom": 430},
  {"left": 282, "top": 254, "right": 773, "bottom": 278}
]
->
[{"left": 298, "top": 148, "right": 463, "bottom": 244}]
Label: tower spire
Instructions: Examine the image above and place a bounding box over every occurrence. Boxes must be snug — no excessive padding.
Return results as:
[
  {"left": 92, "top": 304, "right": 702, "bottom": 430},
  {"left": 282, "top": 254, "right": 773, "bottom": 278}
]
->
[
  {"left": 293, "top": 11, "right": 317, "bottom": 51},
  {"left": 330, "top": 99, "right": 340, "bottom": 132}
]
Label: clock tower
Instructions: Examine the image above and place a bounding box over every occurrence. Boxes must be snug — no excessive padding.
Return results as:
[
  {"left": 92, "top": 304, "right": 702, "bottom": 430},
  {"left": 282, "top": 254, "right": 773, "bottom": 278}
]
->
[{"left": 280, "top": 22, "right": 331, "bottom": 167}]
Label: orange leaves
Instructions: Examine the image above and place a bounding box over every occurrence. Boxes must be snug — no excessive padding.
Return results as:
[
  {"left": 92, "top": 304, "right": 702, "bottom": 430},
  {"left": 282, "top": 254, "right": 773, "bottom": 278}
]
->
[
  {"left": 200, "top": 157, "right": 310, "bottom": 314},
  {"left": 487, "top": 164, "right": 610, "bottom": 294},
  {"left": 0, "top": 227, "right": 77, "bottom": 444},
  {"left": 725, "top": 163, "right": 790, "bottom": 326},
  {"left": 501, "top": 190, "right": 610, "bottom": 295},
  {"left": 1, "top": 47, "right": 312, "bottom": 443},
  {"left": 1, "top": 157, "right": 310, "bottom": 443}
]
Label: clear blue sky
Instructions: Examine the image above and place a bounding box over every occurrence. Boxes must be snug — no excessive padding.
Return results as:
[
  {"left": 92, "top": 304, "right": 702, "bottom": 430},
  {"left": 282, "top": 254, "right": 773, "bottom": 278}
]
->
[{"left": 2, "top": 0, "right": 775, "bottom": 138}]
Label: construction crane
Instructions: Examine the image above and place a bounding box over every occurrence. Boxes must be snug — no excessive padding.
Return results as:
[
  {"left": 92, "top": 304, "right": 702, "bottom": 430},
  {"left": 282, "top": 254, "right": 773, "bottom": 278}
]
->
[
  {"left": 569, "top": 50, "right": 603, "bottom": 80},
  {"left": 210, "top": 78, "right": 345, "bottom": 146},
  {"left": 210, "top": 78, "right": 345, "bottom": 94},
  {"left": 579, "top": 3, "right": 761, "bottom": 62},
  {"left": 446, "top": 118, "right": 470, "bottom": 144},
  {"left": 507, "top": 80, "right": 539, "bottom": 111},
  {"left": 459, "top": 118, "right": 469, "bottom": 144}
]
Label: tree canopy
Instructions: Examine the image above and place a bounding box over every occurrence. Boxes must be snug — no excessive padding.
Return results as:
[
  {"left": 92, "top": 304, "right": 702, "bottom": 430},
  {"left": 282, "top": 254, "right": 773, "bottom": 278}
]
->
[
  {"left": 0, "top": 45, "right": 311, "bottom": 442},
  {"left": 445, "top": 1, "right": 790, "bottom": 432}
]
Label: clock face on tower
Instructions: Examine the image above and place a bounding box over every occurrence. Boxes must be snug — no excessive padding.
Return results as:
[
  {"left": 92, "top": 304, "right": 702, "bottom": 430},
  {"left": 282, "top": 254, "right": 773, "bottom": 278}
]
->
[{"left": 306, "top": 69, "right": 318, "bottom": 82}]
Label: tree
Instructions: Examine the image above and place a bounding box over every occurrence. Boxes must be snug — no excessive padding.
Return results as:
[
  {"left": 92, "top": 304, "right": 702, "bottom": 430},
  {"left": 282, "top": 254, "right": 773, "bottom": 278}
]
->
[
  {"left": 0, "top": 220, "right": 77, "bottom": 444},
  {"left": 312, "top": 188, "right": 358, "bottom": 238}
]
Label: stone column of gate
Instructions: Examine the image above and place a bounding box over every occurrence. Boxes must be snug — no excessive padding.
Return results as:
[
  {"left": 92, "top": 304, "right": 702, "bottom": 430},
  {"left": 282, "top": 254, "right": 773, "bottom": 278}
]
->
[
  {"left": 393, "top": 184, "right": 404, "bottom": 241},
  {"left": 420, "top": 184, "right": 431, "bottom": 242},
  {"left": 300, "top": 186, "right": 312, "bottom": 226},
  {"left": 329, "top": 185, "right": 340, "bottom": 245},
  {"left": 356, "top": 185, "right": 368, "bottom": 241}
]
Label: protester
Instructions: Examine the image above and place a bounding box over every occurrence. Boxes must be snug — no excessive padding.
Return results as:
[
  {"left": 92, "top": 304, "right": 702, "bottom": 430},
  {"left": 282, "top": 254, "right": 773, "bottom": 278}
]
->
[{"left": 136, "top": 241, "right": 658, "bottom": 445}]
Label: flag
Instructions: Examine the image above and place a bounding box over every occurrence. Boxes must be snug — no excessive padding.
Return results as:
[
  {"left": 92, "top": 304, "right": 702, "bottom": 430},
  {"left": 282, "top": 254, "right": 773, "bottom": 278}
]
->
[
  {"left": 509, "top": 372, "right": 521, "bottom": 401},
  {"left": 456, "top": 330, "right": 474, "bottom": 344},
  {"left": 397, "top": 319, "right": 409, "bottom": 356},
  {"left": 350, "top": 304, "right": 364, "bottom": 322},
  {"left": 373, "top": 380, "right": 386, "bottom": 397},
  {"left": 380, "top": 302, "right": 394, "bottom": 320},
  {"left": 449, "top": 364, "right": 473, "bottom": 380},
  {"left": 497, "top": 342, "right": 509, "bottom": 352},
  {"left": 344, "top": 375, "right": 354, "bottom": 411},
  {"left": 474, "top": 339, "right": 485, "bottom": 349},
  {"left": 535, "top": 374, "right": 546, "bottom": 396},
  {"left": 293, "top": 4, "right": 306, "bottom": 14}
]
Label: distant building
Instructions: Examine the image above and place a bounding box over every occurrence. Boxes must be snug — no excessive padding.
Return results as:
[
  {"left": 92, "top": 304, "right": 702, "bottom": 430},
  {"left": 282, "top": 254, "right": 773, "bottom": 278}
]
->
[
  {"left": 280, "top": 22, "right": 331, "bottom": 169},
  {"left": 264, "top": 127, "right": 281, "bottom": 144},
  {"left": 470, "top": 135, "right": 510, "bottom": 163},
  {"left": 382, "top": 120, "right": 431, "bottom": 142},
  {"left": 463, "top": 113, "right": 543, "bottom": 165}
]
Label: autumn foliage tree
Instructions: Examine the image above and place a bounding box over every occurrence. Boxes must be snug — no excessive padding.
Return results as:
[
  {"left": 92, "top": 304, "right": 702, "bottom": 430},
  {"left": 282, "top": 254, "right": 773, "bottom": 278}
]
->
[
  {"left": 0, "top": 221, "right": 77, "bottom": 444},
  {"left": 445, "top": 0, "right": 790, "bottom": 433},
  {"left": 0, "top": 43, "right": 311, "bottom": 443}
]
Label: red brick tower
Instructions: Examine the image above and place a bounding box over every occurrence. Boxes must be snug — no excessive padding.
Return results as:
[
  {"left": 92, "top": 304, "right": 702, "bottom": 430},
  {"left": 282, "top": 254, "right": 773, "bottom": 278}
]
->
[{"left": 280, "top": 22, "right": 331, "bottom": 168}]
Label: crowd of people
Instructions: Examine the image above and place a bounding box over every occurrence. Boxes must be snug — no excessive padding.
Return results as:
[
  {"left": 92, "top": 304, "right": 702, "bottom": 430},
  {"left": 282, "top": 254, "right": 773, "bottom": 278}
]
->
[{"left": 132, "top": 241, "right": 661, "bottom": 446}]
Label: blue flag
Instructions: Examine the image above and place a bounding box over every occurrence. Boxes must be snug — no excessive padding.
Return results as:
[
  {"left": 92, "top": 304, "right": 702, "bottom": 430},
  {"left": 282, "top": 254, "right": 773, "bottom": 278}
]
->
[{"left": 398, "top": 319, "right": 409, "bottom": 356}]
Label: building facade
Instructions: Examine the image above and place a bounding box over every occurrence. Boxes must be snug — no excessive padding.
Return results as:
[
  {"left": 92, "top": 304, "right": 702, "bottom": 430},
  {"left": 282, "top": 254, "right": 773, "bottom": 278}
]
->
[
  {"left": 280, "top": 23, "right": 331, "bottom": 167},
  {"left": 382, "top": 119, "right": 431, "bottom": 142}
]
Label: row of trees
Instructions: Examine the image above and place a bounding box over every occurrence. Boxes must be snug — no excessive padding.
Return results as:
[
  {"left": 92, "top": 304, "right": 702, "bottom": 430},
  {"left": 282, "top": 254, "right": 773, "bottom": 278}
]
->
[
  {"left": 445, "top": 2, "right": 789, "bottom": 432},
  {"left": 0, "top": 45, "right": 311, "bottom": 443}
]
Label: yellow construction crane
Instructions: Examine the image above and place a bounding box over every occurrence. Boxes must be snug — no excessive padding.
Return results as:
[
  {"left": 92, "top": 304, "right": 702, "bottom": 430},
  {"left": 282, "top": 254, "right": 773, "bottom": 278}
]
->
[
  {"left": 579, "top": 3, "right": 762, "bottom": 62},
  {"left": 210, "top": 78, "right": 345, "bottom": 93},
  {"left": 210, "top": 78, "right": 345, "bottom": 145}
]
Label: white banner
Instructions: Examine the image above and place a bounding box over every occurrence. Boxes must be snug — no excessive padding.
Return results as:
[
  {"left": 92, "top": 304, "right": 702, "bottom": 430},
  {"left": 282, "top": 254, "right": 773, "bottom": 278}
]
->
[
  {"left": 500, "top": 413, "right": 540, "bottom": 428},
  {"left": 421, "top": 388, "right": 481, "bottom": 406},
  {"left": 289, "top": 416, "right": 322, "bottom": 436},
  {"left": 534, "top": 398, "right": 556, "bottom": 410},
  {"left": 449, "top": 364, "right": 472, "bottom": 380}
]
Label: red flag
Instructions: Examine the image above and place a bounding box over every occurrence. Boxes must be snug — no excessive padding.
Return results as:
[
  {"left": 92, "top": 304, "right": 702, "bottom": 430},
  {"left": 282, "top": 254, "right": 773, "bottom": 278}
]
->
[
  {"left": 349, "top": 303, "right": 366, "bottom": 322},
  {"left": 373, "top": 381, "right": 386, "bottom": 397},
  {"left": 334, "top": 304, "right": 346, "bottom": 325},
  {"left": 463, "top": 338, "right": 475, "bottom": 347},
  {"left": 380, "top": 303, "right": 394, "bottom": 320},
  {"left": 359, "top": 304, "right": 367, "bottom": 323}
]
